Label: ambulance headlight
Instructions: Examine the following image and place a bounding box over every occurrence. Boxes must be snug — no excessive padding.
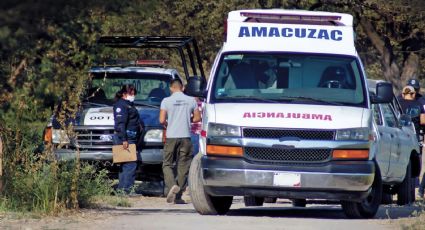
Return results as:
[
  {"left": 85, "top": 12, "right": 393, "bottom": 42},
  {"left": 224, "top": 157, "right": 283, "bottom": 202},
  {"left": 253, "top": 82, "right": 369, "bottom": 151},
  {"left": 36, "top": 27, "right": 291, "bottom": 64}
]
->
[
  {"left": 144, "top": 129, "right": 163, "bottom": 143},
  {"left": 208, "top": 123, "right": 241, "bottom": 137},
  {"left": 52, "top": 129, "right": 70, "bottom": 144},
  {"left": 336, "top": 128, "right": 370, "bottom": 141}
]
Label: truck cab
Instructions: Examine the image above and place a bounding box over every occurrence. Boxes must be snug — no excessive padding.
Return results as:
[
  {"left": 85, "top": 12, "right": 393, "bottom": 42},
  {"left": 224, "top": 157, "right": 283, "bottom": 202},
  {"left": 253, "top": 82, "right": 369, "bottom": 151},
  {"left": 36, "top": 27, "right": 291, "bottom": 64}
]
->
[{"left": 186, "top": 9, "right": 397, "bottom": 218}]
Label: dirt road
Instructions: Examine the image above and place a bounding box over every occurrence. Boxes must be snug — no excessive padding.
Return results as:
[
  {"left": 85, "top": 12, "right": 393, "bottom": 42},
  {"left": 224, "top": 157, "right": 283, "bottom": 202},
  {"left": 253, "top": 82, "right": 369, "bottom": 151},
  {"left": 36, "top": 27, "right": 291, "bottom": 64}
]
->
[{"left": 2, "top": 196, "right": 422, "bottom": 230}]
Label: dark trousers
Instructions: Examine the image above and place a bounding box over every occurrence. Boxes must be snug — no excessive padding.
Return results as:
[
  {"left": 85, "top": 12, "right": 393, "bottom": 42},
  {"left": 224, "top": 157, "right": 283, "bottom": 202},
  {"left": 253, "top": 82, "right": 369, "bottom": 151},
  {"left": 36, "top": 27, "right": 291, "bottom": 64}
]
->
[
  {"left": 114, "top": 132, "right": 138, "bottom": 193},
  {"left": 118, "top": 161, "right": 137, "bottom": 193},
  {"left": 162, "top": 138, "right": 193, "bottom": 197}
]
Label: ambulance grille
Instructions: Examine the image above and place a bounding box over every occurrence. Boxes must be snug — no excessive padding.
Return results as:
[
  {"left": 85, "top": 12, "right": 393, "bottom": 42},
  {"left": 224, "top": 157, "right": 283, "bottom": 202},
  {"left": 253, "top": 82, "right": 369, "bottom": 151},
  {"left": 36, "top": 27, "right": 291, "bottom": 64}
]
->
[
  {"left": 243, "top": 128, "right": 335, "bottom": 140},
  {"left": 244, "top": 147, "right": 331, "bottom": 163},
  {"left": 74, "top": 127, "right": 114, "bottom": 150}
]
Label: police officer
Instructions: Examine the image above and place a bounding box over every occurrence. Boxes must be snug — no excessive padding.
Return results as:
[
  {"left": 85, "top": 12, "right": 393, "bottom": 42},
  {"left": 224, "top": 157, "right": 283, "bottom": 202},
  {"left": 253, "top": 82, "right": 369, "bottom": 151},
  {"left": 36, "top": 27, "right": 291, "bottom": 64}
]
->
[
  {"left": 113, "top": 84, "right": 143, "bottom": 194},
  {"left": 400, "top": 79, "right": 425, "bottom": 198}
]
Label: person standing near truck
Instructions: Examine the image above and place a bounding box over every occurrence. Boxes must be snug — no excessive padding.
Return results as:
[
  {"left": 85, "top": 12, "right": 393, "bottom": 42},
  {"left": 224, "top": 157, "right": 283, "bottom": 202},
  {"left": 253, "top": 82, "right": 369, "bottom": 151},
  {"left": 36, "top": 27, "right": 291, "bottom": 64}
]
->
[
  {"left": 113, "top": 84, "right": 143, "bottom": 194},
  {"left": 159, "top": 79, "right": 201, "bottom": 203},
  {"left": 398, "top": 85, "right": 425, "bottom": 198}
]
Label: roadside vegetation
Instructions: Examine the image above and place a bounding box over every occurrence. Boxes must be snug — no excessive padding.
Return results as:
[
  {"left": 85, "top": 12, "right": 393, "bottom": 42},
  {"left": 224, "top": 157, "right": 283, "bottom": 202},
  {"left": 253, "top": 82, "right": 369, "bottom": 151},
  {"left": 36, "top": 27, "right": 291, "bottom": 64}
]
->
[
  {"left": 0, "top": 0, "right": 424, "bottom": 216},
  {"left": 400, "top": 201, "right": 425, "bottom": 229}
]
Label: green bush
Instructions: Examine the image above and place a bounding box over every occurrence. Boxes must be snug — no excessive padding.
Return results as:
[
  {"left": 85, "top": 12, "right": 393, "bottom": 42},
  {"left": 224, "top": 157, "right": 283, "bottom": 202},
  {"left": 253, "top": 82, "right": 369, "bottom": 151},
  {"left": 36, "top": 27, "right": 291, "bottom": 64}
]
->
[{"left": 0, "top": 144, "right": 113, "bottom": 213}]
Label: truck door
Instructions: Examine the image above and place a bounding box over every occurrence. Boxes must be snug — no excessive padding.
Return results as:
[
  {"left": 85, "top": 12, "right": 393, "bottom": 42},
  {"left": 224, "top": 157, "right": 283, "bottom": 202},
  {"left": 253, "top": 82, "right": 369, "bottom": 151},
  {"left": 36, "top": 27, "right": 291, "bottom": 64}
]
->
[
  {"left": 373, "top": 104, "right": 390, "bottom": 177},
  {"left": 380, "top": 103, "right": 403, "bottom": 179}
]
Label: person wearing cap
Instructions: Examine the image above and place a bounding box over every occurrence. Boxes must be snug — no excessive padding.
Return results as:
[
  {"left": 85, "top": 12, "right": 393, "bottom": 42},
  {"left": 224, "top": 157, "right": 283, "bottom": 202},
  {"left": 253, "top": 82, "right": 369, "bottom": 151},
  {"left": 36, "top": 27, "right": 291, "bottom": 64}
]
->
[
  {"left": 399, "top": 85, "right": 425, "bottom": 198},
  {"left": 405, "top": 79, "right": 425, "bottom": 198},
  {"left": 399, "top": 86, "right": 425, "bottom": 134}
]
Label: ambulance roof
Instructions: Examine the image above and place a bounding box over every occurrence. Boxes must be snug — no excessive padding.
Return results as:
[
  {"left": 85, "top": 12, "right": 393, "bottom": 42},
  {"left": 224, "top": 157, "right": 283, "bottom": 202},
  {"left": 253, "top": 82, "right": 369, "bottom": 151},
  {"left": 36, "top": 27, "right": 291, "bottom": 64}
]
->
[{"left": 224, "top": 9, "right": 356, "bottom": 56}]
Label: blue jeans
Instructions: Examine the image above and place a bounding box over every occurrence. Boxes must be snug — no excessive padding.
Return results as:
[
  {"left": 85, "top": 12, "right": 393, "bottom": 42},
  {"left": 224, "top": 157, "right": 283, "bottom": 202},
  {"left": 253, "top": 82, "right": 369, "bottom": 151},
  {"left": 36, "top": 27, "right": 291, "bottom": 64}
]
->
[
  {"left": 114, "top": 131, "right": 138, "bottom": 193},
  {"left": 118, "top": 161, "right": 137, "bottom": 193},
  {"left": 191, "top": 134, "right": 200, "bottom": 156}
]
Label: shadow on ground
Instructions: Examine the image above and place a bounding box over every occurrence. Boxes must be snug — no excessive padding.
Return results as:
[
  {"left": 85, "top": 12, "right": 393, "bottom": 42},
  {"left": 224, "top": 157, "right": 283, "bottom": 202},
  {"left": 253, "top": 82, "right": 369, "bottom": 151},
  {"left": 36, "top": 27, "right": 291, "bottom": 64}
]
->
[{"left": 90, "top": 197, "right": 425, "bottom": 220}]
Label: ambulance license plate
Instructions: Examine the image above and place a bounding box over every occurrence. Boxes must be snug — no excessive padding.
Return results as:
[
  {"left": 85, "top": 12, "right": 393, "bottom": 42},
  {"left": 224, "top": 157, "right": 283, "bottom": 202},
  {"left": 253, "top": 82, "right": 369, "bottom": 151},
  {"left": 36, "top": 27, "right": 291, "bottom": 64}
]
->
[{"left": 273, "top": 172, "right": 301, "bottom": 187}]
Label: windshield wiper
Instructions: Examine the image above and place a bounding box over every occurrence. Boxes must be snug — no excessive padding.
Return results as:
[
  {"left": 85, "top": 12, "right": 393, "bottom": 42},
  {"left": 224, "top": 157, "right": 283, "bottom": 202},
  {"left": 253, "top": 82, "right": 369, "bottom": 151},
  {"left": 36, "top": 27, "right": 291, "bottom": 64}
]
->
[
  {"left": 280, "top": 96, "right": 344, "bottom": 106},
  {"left": 82, "top": 101, "right": 110, "bottom": 107},
  {"left": 224, "top": 96, "right": 280, "bottom": 103},
  {"left": 133, "top": 101, "right": 160, "bottom": 109}
]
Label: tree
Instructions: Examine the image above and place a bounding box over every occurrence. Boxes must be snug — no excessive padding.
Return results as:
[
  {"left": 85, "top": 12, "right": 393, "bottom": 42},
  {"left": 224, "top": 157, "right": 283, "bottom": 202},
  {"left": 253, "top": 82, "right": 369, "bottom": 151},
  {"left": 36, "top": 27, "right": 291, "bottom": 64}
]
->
[{"left": 308, "top": 0, "right": 425, "bottom": 90}]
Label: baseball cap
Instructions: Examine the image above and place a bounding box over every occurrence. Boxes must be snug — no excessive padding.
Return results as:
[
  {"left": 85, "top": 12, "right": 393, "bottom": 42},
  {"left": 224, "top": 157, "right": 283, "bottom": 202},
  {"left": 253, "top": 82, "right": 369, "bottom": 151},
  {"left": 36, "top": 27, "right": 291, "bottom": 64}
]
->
[
  {"left": 402, "top": 85, "right": 415, "bottom": 95},
  {"left": 407, "top": 79, "right": 420, "bottom": 90}
]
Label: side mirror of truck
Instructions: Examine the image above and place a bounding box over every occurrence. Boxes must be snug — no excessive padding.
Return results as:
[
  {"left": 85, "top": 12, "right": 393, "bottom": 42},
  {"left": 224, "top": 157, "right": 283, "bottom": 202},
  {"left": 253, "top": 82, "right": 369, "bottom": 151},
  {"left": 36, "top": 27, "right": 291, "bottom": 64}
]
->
[
  {"left": 399, "top": 114, "right": 412, "bottom": 127},
  {"left": 371, "top": 82, "right": 393, "bottom": 104},
  {"left": 185, "top": 76, "right": 206, "bottom": 98}
]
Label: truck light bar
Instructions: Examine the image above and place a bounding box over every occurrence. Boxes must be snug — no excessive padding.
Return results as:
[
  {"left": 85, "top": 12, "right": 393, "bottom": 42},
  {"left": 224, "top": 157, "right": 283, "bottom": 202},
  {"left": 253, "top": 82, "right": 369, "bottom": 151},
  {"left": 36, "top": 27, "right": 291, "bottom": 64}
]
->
[
  {"left": 135, "top": 60, "right": 169, "bottom": 65},
  {"left": 240, "top": 12, "right": 344, "bottom": 25}
]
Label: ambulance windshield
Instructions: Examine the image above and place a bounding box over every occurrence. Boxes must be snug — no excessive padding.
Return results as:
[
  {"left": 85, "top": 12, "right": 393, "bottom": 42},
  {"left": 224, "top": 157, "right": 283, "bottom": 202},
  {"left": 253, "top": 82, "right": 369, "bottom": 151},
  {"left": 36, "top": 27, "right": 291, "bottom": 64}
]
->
[{"left": 212, "top": 53, "right": 366, "bottom": 107}]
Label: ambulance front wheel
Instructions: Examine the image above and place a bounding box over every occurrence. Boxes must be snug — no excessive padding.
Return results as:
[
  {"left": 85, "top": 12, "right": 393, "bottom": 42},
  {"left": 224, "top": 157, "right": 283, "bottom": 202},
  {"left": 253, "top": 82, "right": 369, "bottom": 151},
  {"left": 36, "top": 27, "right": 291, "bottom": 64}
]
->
[
  {"left": 341, "top": 164, "right": 382, "bottom": 219},
  {"left": 189, "top": 154, "right": 233, "bottom": 215}
]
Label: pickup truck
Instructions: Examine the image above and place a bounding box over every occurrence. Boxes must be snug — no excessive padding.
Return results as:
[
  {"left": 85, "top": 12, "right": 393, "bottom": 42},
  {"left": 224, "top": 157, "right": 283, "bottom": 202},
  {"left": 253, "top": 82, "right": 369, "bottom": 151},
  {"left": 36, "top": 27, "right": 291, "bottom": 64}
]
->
[{"left": 44, "top": 36, "right": 205, "bottom": 181}]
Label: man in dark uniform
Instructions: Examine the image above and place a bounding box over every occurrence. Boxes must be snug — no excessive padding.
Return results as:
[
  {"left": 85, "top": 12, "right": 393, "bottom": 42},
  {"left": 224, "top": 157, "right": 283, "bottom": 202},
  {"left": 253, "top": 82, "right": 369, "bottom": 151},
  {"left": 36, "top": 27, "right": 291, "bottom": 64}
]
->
[
  {"left": 113, "top": 85, "right": 143, "bottom": 194},
  {"left": 399, "top": 79, "right": 425, "bottom": 198}
]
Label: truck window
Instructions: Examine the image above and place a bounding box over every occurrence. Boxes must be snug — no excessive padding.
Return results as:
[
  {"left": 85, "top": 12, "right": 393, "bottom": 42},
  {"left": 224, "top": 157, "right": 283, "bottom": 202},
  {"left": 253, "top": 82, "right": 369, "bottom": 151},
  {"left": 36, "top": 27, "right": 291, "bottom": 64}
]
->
[
  {"left": 89, "top": 72, "right": 171, "bottom": 105},
  {"left": 212, "top": 53, "right": 366, "bottom": 107},
  {"left": 380, "top": 103, "right": 398, "bottom": 128},
  {"left": 372, "top": 104, "right": 383, "bottom": 126}
]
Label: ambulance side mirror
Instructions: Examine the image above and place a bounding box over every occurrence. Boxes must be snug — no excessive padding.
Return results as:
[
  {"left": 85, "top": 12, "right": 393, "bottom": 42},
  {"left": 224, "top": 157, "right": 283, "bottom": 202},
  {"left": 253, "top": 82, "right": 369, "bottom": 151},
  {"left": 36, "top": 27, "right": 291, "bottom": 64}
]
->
[
  {"left": 185, "top": 76, "right": 206, "bottom": 98},
  {"left": 371, "top": 82, "right": 393, "bottom": 104}
]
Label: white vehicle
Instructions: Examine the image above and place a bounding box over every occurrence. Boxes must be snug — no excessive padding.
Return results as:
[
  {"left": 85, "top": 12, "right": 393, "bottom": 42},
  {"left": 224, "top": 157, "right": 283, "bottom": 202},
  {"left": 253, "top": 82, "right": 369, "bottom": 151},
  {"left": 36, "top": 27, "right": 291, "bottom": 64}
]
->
[
  {"left": 368, "top": 79, "right": 421, "bottom": 205},
  {"left": 185, "top": 9, "right": 419, "bottom": 218}
]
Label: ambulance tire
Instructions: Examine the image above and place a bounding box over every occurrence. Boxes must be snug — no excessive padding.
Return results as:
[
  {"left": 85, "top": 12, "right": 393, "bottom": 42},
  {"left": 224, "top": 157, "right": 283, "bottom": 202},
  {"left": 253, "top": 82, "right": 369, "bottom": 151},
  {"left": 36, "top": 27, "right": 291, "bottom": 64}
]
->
[
  {"left": 189, "top": 154, "right": 233, "bottom": 215},
  {"left": 397, "top": 161, "right": 412, "bottom": 205},
  {"left": 264, "top": 197, "right": 278, "bottom": 203},
  {"left": 341, "top": 165, "right": 382, "bottom": 219},
  {"left": 291, "top": 199, "right": 307, "bottom": 207},
  {"left": 244, "top": 196, "right": 264, "bottom": 206}
]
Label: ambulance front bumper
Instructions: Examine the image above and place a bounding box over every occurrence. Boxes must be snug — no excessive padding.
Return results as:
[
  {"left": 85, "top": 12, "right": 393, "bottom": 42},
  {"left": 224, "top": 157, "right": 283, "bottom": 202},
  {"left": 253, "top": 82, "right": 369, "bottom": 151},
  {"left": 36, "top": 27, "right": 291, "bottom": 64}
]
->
[{"left": 201, "top": 156, "right": 374, "bottom": 201}]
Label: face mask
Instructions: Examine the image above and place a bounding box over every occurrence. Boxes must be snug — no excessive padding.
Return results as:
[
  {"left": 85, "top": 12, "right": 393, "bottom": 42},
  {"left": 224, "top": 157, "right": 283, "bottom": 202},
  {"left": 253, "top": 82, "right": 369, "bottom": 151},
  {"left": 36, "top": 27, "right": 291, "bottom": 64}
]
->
[{"left": 126, "top": 95, "right": 135, "bottom": 102}]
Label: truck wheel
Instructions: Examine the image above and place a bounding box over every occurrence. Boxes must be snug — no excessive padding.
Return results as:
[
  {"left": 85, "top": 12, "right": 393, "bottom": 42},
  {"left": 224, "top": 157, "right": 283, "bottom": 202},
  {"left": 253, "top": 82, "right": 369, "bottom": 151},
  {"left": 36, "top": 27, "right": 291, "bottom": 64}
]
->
[
  {"left": 292, "top": 199, "right": 307, "bottom": 207},
  {"left": 341, "top": 165, "right": 382, "bottom": 219},
  {"left": 264, "top": 197, "right": 277, "bottom": 203},
  {"left": 189, "top": 154, "right": 233, "bottom": 215},
  {"left": 244, "top": 196, "right": 264, "bottom": 206},
  {"left": 397, "top": 161, "right": 412, "bottom": 205}
]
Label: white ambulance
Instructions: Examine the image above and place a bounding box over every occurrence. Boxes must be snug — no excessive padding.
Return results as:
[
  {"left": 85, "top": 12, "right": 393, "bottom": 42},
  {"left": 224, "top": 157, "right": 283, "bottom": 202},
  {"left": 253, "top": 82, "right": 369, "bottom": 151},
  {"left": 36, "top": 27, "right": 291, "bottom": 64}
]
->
[{"left": 186, "top": 9, "right": 412, "bottom": 218}]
